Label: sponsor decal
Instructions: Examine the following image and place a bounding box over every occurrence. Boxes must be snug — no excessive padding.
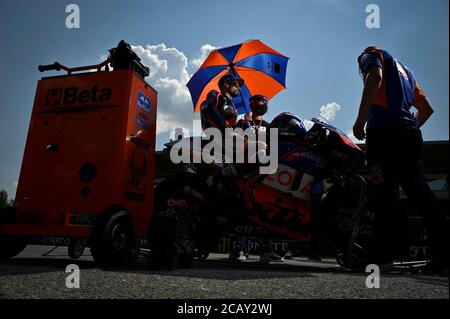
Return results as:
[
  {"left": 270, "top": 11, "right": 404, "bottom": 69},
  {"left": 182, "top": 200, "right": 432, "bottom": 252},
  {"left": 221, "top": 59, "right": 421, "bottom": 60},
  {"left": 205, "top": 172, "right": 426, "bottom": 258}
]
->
[
  {"left": 137, "top": 91, "right": 150, "bottom": 112},
  {"left": 45, "top": 86, "right": 112, "bottom": 107},
  {"left": 136, "top": 117, "right": 149, "bottom": 129},
  {"left": 136, "top": 91, "right": 150, "bottom": 128}
]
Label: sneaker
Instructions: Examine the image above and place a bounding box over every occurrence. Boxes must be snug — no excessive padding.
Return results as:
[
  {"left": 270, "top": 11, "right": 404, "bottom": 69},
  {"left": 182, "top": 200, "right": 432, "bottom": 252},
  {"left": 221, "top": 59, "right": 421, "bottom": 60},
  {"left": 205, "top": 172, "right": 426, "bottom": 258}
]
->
[
  {"left": 229, "top": 250, "right": 247, "bottom": 261},
  {"left": 284, "top": 251, "right": 294, "bottom": 260},
  {"left": 259, "top": 251, "right": 284, "bottom": 263}
]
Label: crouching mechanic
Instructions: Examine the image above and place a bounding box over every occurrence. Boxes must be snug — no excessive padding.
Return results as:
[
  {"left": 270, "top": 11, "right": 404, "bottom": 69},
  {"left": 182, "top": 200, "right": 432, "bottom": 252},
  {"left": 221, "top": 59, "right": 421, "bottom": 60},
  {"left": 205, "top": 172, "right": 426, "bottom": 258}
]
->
[
  {"left": 237, "top": 94, "right": 271, "bottom": 131},
  {"left": 236, "top": 95, "right": 284, "bottom": 263}
]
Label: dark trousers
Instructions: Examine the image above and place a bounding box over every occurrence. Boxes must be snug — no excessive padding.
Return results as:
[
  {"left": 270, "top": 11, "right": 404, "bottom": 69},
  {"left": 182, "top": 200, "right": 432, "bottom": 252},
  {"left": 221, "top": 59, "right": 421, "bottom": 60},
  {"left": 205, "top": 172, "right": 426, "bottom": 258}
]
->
[{"left": 366, "top": 125, "right": 449, "bottom": 266}]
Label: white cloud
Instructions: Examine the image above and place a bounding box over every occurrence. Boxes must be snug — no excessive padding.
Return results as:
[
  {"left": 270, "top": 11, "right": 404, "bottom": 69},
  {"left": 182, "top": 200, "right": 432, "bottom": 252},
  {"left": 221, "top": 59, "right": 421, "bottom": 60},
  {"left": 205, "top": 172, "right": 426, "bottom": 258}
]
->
[
  {"left": 190, "top": 44, "right": 218, "bottom": 69},
  {"left": 313, "top": 102, "right": 363, "bottom": 144},
  {"left": 304, "top": 101, "right": 342, "bottom": 130},
  {"left": 130, "top": 43, "right": 203, "bottom": 136},
  {"left": 316, "top": 102, "right": 341, "bottom": 123}
]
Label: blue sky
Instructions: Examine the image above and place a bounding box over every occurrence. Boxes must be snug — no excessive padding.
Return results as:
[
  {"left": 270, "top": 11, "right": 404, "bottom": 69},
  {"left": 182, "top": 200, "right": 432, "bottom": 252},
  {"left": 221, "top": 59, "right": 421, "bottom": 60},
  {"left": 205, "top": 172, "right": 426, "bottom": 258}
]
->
[{"left": 0, "top": 0, "right": 448, "bottom": 199}]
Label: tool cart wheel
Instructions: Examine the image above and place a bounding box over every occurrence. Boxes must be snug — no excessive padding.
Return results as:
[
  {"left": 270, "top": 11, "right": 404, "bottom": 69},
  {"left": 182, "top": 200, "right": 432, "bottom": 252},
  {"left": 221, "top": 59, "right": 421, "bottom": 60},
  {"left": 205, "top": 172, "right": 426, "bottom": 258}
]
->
[
  {"left": 0, "top": 207, "right": 27, "bottom": 260},
  {"left": 0, "top": 237, "right": 27, "bottom": 261},
  {"left": 90, "top": 208, "right": 134, "bottom": 266}
]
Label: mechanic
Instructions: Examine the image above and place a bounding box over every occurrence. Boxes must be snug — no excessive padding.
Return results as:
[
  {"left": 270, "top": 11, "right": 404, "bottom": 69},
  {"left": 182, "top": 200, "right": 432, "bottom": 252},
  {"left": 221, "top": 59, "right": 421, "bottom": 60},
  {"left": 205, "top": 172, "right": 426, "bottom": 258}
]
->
[
  {"left": 237, "top": 95, "right": 284, "bottom": 263},
  {"left": 353, "top": 46, "right": 449, "bottom": 273}
]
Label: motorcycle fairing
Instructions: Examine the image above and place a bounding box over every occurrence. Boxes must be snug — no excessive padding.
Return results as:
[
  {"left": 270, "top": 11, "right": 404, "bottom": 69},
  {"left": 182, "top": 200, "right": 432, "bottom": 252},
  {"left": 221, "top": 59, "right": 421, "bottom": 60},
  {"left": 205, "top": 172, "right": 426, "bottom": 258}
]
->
[{"left": 239, "top": 144, "right": 329, "bottom": 241}]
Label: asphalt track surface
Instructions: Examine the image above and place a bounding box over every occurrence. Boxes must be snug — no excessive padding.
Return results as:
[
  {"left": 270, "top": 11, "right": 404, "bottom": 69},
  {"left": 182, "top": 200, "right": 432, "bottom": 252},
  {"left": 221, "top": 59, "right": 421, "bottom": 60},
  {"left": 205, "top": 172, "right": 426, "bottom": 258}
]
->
[{"left": 0, "top": 245, "right": 448, "bottom": 299}]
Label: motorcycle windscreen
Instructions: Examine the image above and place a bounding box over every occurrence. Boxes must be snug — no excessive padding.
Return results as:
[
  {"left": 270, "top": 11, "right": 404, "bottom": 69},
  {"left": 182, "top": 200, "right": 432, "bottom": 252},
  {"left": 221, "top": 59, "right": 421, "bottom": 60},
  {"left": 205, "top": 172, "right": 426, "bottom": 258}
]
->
[{"left": 311, "top": 118, "right": 362, "bottom": 151}]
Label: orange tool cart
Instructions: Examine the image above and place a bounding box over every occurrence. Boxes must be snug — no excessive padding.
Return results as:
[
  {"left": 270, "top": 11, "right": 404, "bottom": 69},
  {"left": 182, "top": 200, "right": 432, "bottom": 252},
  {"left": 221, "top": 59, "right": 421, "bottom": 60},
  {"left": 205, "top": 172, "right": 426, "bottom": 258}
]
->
[{"left": 0, "top": 41, "right": 157, "bottom": 265}]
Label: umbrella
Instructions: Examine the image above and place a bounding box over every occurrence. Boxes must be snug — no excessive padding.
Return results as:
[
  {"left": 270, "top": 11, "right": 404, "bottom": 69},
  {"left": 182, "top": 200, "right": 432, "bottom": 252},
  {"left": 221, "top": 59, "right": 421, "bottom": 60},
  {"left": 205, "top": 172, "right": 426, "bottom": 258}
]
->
[{"left": 186, "top": 39, "right": 289, "bottom": 114}]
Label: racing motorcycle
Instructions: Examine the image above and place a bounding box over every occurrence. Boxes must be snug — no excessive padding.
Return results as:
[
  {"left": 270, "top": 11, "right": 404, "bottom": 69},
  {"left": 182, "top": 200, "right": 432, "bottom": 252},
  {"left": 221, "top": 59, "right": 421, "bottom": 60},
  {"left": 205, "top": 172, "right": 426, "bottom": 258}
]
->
[{"left": 148, "top": 114, "right": 381, "bottom": 270}]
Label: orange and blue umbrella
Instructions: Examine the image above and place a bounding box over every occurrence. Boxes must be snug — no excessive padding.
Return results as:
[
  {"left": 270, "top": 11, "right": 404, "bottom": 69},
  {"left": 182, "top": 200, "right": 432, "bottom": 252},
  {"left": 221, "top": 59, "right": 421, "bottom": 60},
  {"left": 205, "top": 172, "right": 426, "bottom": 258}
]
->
[{"left": 187, "top": 39, "right": 289, "bottom": 114}]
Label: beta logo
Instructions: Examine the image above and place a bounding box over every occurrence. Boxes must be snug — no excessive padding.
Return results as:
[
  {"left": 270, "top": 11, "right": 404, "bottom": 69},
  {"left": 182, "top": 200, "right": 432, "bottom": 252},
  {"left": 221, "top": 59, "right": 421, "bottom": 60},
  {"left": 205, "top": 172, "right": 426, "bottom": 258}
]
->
[{"left": 45, "top": 86, "right": 112, "bottom": 107}]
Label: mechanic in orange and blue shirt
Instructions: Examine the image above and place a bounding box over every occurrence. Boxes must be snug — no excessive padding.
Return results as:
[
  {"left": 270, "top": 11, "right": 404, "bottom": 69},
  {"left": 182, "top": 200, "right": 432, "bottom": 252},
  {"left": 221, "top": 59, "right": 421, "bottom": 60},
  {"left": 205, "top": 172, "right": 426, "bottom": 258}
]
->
[{"left": 353, "top": 46, "right": 448, "bottom": 273}]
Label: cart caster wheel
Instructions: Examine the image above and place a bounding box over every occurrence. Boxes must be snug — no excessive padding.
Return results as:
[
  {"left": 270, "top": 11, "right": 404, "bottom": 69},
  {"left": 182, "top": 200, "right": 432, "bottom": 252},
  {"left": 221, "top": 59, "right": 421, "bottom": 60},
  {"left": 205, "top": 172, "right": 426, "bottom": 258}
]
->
[
  {"left": 179, "top": 240, "right": 194, "bottom": 268},
  {"left": 68, "top": 239, "right": 85, "bottom": 260}
]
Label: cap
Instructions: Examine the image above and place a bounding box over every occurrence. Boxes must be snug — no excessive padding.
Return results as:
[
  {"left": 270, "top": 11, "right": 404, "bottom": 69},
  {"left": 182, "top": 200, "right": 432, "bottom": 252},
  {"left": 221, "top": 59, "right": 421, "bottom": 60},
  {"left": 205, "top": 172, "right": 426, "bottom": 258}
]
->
[
  {"left": 249, "top": 94, "right": 268, "bottom": 103},
  {"left": 218, "top": 74, "right": 244, "bottom": 88}
]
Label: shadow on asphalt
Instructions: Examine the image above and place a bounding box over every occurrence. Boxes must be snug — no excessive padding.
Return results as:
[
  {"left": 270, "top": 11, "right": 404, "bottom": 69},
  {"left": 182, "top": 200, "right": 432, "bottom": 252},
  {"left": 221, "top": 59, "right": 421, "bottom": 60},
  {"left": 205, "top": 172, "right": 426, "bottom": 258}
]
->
[
  {"left": 1, "top": 256, "right": 448, "bottom": 284},
  {"left": 406, "top": 276, "right": 449, "bottom": 287},
  {"left": 337, "top": 268, "right": 449, "bottom": 287},
  {"left": 0, "top": 255, "right": 345, "bottom": 280},
  {"left": 0, "top": 258, "right": 97, "bottom": 277}
]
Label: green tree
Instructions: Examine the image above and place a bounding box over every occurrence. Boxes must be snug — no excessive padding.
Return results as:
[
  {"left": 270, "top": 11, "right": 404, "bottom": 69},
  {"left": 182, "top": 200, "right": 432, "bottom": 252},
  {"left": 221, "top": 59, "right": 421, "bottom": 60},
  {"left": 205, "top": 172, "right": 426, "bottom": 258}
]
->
[
  {"left": 8, "top": 198, "right": 16, "bottom": 208},
  {"left": 0, "top": 190, "right": 8, "bottom": 210}
]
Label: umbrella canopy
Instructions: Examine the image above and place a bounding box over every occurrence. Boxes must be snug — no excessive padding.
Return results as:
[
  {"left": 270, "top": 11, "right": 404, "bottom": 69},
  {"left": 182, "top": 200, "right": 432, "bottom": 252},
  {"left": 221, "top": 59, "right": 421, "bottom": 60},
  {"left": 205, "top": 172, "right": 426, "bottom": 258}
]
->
[{"left": 187, "top": 39, "right": 289, "bottom": 114}]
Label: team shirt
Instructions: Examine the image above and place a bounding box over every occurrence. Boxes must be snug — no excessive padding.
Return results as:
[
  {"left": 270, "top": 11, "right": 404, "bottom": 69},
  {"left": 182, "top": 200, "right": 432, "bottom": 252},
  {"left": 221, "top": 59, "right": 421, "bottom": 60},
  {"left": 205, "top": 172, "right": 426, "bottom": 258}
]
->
[{"left": 358, "top": 48, "right": 427, "bottom": 129}]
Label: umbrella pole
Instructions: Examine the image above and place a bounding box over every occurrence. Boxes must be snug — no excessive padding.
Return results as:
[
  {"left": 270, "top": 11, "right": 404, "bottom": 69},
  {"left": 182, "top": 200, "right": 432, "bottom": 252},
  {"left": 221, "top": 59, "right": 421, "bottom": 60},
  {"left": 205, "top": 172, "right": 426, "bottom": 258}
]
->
[
  {"left": 230, "top": 66, "right": 249, "bottom": 114},
  {"left": 238, "top": 89, "right": 249, "bottom": 114}
]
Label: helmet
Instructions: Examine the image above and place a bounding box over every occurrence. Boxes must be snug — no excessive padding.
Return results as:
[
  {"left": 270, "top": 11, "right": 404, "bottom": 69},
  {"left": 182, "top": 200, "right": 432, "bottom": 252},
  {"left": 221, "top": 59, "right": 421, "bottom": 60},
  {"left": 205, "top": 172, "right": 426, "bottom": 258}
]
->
[
  {"left": 270, "top": 112, "right": 307, "bottom": 139},
  {"left": 249, "top": 94, "right": 268, "bottom": 116}
]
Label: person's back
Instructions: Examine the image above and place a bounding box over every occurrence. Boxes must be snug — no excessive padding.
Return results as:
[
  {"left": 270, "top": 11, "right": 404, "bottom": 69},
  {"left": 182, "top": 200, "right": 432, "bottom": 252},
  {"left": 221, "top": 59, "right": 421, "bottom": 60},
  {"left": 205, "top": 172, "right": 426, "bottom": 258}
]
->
[
  {"left": 353, "top": 46, "right": 448, "bottom": 273},
  {"left": 357, "top": 47, "right": 428, "bottom": 130}
]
